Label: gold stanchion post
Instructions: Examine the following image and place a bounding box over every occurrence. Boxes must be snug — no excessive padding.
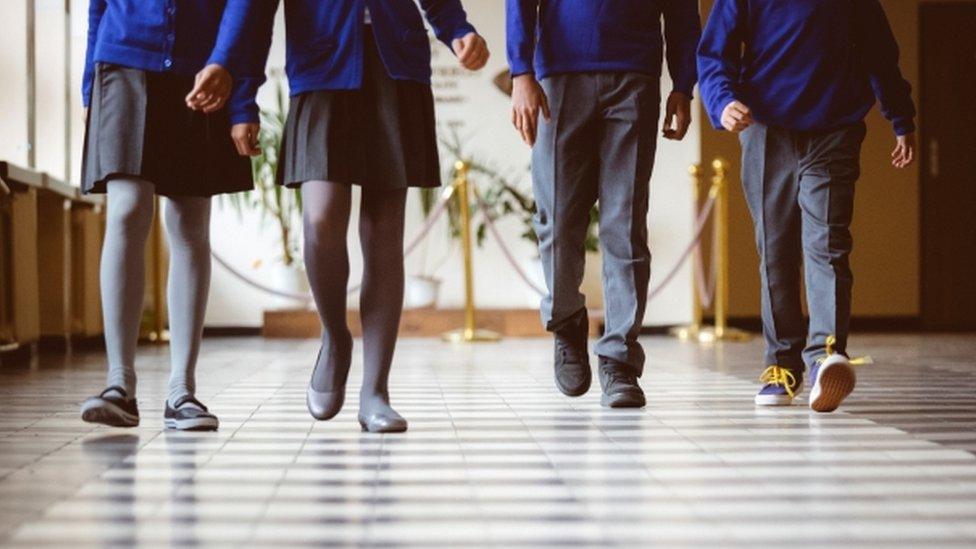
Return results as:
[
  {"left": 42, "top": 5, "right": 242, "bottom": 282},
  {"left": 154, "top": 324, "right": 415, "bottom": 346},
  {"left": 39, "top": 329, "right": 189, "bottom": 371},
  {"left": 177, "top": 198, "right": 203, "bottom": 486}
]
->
[
  {"left": 698, "top": 158, "right": 752, "bottom": 343},
  {"left": 670, "top": 164, "right": 704, "bottom": 341},
  {"left": 442, "top": 161, "right": 500, "bottom": 343},
  {"left": 147, "top": 197, "right": 169, "bottom": 343}
]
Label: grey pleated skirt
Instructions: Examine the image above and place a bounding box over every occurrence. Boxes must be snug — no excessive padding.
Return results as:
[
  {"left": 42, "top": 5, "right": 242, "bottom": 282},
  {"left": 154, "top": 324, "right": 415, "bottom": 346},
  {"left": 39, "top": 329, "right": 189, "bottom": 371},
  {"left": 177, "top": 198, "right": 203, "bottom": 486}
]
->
[
  {"left": 277, "top": 28, "right": 441, "bottom": 190},
  {"left": 81, "top": 63, "right": 253, "bottom": 197}
]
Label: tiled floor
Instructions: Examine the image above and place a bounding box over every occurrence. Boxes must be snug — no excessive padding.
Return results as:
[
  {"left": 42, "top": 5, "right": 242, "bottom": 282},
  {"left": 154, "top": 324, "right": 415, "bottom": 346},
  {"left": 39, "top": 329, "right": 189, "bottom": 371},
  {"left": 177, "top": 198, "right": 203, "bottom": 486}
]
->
[{"left": 1, "top": 333, "right": 975, "bottom": 547}]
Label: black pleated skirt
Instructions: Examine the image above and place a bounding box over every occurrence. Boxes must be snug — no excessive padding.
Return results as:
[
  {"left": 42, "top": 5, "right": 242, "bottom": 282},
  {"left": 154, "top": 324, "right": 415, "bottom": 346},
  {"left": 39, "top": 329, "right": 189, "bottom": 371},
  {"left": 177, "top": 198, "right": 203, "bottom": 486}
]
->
[
  {"left": 81, "top": 63, "right": 253, "bottom": 197},
  {"left": 277, "top": 28, "right": 441, "bottom": 190}
]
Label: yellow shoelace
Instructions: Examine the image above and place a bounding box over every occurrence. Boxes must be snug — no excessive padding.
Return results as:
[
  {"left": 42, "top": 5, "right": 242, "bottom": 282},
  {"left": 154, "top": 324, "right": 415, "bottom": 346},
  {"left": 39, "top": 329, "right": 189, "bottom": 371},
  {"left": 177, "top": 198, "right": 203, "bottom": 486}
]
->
[
  {"left": 819, "top": 335, "right": 874, "bottom": 366},
  {"left": 758, "top": 365, "right": 798, "bottom": 397}
]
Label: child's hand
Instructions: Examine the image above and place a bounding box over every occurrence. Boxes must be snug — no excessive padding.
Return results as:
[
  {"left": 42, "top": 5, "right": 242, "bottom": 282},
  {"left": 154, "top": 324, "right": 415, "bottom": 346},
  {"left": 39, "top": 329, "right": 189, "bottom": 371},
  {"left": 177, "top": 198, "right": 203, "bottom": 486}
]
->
[
  {"left": 452, "top": 32, "right": 489, "bottom": 71},
  {"left": 721, "top": 100, "right": 753, "bottom": 132},
  {"left": 231, "top": 123, "right": 261, "bottom": 156},
  {"left": 891, "top": 133, "right": 915, "bottom": 168},
  {"left": 186, "top": 64, "right": 232, "bottom": 113},
  {"left": 663, "top": 91, "right": 692, "bottom": 141},
  {"left": 511, "top": 74, "right": 549, "bottom": 147}
]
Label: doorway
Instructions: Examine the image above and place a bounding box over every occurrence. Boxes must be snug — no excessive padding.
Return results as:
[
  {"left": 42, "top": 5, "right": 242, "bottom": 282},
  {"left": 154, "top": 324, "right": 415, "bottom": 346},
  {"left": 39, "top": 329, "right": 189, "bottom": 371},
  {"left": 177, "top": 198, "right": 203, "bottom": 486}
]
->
[{"left": 920, "top": 3, "right": 976, "bottom": 330}]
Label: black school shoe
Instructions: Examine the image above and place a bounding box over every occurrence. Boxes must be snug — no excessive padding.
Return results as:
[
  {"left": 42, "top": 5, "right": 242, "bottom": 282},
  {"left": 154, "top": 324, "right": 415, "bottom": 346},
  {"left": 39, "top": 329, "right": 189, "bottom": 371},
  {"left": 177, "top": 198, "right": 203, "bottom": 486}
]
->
[
  {"left": 81, "top": 386, "right": 140, "bottom": 427},
  {"left": 164, "top": 395, "right": 219, "bottom": 431},
  {"left": 598, "top": 357, "right": 646, "bottom": 408},
  {"left": 553, "top": 308, "right": 592, "bottom": 397}
]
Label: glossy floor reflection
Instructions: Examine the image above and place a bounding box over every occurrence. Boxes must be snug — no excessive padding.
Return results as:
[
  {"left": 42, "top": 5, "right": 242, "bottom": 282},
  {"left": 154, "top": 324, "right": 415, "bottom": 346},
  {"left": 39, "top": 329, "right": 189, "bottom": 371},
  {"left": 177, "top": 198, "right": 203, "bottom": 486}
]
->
[{"left": 1, "top": 334, "right": 975, "bottom": 547}]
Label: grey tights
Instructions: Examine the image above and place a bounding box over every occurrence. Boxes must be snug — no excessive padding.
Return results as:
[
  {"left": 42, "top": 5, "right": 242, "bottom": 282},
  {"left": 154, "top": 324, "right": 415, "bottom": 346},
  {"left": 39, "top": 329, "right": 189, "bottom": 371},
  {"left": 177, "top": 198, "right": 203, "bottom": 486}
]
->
[
  {"left": 101, "top": 178, "right": 211, "bottom": 406},
  {"left": 301, "top": 180, "right": 407, "bottom": 417}
]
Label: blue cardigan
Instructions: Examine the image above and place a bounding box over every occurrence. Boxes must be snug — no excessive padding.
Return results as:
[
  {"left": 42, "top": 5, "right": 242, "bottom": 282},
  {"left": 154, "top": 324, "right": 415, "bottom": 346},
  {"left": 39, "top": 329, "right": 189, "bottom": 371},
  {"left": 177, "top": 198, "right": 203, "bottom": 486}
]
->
[
  {"left": 239, "top": 0, "right": 477, "bottom": 123},
  {"left": 83, "top": 0, "right": 263, "bottom": 124},
  {"left": 698, "top": 0, "right": 916, "bottom": 135},
  {"left": 506, "top": 0, "right": 701, "bottom": 96}
]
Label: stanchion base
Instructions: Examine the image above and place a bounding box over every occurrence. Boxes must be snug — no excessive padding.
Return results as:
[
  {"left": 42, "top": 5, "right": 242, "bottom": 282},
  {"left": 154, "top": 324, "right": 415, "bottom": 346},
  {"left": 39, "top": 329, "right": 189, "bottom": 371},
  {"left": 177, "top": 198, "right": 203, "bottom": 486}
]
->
[
  {"left": 696, "top": 326, "right": 753, "bottom": 343},
  {"left": 144, "top": 330, "right": 170, "bottom": 344},
  {"left": 441, "top": 328, "right": 502, "bottom": 343},
  {"left": 669, "top": 325, "right": 703, "bottom": 341},
  {"left": 0, "top": 342, "right": 21, "bottom": 353}
]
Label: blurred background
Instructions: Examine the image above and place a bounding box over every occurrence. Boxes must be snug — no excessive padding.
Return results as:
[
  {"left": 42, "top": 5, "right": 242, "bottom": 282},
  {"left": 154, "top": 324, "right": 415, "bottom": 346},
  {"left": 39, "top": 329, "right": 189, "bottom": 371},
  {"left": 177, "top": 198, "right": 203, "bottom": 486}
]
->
[{"left": 1, "top": 0, "right": 973, "bottom": 354}]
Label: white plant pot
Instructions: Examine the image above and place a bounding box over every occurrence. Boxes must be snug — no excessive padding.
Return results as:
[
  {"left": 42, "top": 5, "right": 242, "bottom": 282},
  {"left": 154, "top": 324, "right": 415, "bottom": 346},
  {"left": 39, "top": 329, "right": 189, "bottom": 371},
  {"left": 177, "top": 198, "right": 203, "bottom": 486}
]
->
[
  {"left": 269, "top": 262, "right": 311, "bottom": 309},
  {"left": 525, "top": 257, "right": 546, "bottom": 309},
  {"left": 524, "top": 253, "right": 604, "bottom": 310},
  {"left": 405, "top": 275, "right": 441, "bottom": 310}
]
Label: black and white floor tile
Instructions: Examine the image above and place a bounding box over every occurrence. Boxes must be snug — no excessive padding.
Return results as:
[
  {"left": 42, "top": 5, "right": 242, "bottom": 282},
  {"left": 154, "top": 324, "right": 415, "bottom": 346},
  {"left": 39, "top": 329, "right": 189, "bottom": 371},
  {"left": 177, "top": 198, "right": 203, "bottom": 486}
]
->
[{"left": 1, "top": 334, "right": 975, "bottom": 547}]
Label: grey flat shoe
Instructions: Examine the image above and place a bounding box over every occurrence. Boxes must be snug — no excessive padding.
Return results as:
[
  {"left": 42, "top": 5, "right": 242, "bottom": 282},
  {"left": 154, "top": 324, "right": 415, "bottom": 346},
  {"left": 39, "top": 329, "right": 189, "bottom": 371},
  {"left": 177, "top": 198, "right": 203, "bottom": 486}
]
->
[
  {"left": 306, "top": 342, "right": 351, "bottom": 420},
  {"left": 307, "top": 384, "right": 345, "bottom": 420}
]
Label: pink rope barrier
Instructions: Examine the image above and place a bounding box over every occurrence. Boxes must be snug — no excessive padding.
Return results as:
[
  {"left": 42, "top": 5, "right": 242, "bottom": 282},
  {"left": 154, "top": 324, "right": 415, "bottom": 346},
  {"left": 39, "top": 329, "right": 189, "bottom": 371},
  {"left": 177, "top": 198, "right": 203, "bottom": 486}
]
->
[
  {"left": 646, "top": 192, "right": 717, "bottom": 302},
  {"left": 212, "top": 176, "right": 719, "bottom": 309},
  {"left": 212, "top": 185, "right": 457, "bottom": 301},
  {"left": 472, "top": 179, "right": 719, "bottom": 305},
  {"left": 471, "top": 185, "right": 549, "bottom": 297}
]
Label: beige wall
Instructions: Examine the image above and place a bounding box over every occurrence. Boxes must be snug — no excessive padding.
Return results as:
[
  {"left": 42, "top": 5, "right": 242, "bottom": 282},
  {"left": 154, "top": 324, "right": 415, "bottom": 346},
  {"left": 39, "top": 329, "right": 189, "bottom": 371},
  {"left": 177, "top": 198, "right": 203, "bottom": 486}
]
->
[{"left": 700, "top": 0, "right": 928, "bottom": 318}]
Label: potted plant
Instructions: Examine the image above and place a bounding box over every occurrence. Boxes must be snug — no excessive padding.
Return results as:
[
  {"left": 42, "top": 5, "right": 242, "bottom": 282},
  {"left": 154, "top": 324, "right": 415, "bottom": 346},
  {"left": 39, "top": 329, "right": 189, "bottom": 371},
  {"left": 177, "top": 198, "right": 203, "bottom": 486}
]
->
[
  {"left": 221, "top": 79, "right": 309, "bottom": 308},
  {"left": 434, "top": 129, "right": 603, "bottom": 309}
]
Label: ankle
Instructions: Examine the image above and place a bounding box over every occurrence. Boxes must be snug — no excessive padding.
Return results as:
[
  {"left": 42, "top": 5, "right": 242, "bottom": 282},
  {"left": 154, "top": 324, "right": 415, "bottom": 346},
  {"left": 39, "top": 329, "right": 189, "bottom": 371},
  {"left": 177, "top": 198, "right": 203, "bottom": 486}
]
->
[
  {"left": 359, "top": 390, "right": 390, "bottom": 405},
  {"left": 323, "top": 329, "right": 353, "bottom": 354}
]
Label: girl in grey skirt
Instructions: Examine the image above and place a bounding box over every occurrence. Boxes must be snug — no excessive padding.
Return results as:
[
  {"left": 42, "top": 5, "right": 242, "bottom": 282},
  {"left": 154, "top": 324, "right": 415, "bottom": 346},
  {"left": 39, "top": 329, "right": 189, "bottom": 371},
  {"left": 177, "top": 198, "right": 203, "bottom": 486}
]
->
[
  {"left": 78, "top": 0, "right": 263, "bottom": 431},
  {"left": 245, "top": 1, "right": 489, "bottom": 432}
]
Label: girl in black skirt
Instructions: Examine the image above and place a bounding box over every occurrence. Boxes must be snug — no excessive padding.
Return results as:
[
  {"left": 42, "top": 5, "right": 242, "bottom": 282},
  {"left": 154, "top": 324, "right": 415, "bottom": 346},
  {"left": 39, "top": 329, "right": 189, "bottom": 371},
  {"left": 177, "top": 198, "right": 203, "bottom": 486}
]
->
[
  {"left": 245, "top": 1, "right": 489, "bottom": 432},
  {"left": 78, "top": 1, "right": 263, "bottom": 431}
]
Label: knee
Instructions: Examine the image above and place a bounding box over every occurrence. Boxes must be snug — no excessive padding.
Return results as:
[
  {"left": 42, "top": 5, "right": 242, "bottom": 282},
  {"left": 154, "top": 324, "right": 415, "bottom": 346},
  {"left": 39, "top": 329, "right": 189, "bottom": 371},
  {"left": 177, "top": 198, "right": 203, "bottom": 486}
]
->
[
  {"left": 598, "top": 223, "right": 647, "bottom": 262},
  {"left": 163, "top": 204, "right": 210, "bottom": 253},
  {"left": 107, "top": 197, "right": 153, "bottom": 239},
  {"left": 803, "top": 226, "right": 853, "bottom": 266},
  {"left": 303, "top": 209, "right": 346, "bottom": 250}
]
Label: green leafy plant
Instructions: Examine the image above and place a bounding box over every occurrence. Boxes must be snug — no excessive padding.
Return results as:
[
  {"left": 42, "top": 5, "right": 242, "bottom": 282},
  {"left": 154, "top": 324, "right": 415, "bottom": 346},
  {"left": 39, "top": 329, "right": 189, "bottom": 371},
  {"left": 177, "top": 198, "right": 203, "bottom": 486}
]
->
[
  {"left": 221, "top": 80, "right": 303, "bottom": 266},
  {"left": 431, "top": 127, "right": 599, "bottom": 253}
]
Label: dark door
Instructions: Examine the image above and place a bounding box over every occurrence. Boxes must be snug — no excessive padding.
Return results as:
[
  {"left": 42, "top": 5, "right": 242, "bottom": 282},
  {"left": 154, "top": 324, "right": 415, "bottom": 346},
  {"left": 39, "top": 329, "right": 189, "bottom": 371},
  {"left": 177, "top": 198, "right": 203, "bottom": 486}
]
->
[{"left": 920, "top": 3, "right": 976, "bottom": 330}]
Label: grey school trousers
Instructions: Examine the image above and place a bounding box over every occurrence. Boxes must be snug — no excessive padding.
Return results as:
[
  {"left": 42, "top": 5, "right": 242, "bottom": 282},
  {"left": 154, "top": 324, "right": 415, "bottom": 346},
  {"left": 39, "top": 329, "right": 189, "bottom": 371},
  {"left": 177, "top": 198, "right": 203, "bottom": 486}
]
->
[
  {"left": 532, "top": 72, "right": 660, "bottom": 374},
  {"left": 739, "top": 121, "right": 867, "bottom": 370}
]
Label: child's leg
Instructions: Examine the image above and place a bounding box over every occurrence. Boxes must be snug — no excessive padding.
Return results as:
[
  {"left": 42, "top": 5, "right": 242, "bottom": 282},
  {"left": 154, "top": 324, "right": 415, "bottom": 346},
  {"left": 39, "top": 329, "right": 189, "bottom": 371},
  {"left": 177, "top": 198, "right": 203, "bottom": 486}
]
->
[
  {"left": 593, "top": 74, "right": 658, "bottom": 376},
  {"left": 101, "top": 178, "right": 156, "bottom": 397},
  {"left": 301, "top": 181, "right": 354, "bottom": 406},
  {"left": 739, "top": 125, "right": 806, "bottom": 371},
  {"left": 532, "top": 74, "right": 600, "bottom": 333},
  {"left": 162, "top": 196, "right": 212, "bottom": 406},
  {"left": 798, "top": 123, "right": 865, "bottom": 365},
  {"left": 357, "top": 187, "right": 408, "bottom": 431}
]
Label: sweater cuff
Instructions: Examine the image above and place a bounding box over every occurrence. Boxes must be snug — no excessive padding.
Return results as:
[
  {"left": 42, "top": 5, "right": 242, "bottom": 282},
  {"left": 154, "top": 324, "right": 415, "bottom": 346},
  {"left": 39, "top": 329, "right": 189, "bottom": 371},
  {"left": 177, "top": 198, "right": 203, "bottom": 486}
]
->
[
  {"left": 452, "top": 22, "right": 476, "bottom": 42},
  {"left": 672, "top": 81, "right": 696, "bottom": 100},
  {"left": 206, "top": 50, "right": 232, "bottom": 72},
  {"left": 708, "top": 92, "right": 736, "bottom": 130},
  {"left": 509, "top": 58, "right": 534, "bottom": 78},
  {"left": 893, "top": 118, "right": 916, "bottom": 136}
]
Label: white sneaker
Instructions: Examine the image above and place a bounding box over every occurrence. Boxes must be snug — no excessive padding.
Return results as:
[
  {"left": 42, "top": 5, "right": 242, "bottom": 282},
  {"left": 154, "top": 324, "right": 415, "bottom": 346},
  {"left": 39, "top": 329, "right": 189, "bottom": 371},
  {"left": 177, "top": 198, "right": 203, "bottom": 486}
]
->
[{"left": 808, "top": 354, "right": 856, "bottom": 413}]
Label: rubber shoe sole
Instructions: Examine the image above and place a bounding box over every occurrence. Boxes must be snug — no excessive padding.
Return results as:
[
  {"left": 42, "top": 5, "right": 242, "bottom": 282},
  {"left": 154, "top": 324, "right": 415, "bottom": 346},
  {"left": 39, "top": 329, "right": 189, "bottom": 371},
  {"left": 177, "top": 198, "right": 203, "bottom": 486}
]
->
[
  {"left": 601, "top": 390, "right": 646, "bottom": 408},
  {"left": 164, "top": 416, "right": 219, "bottom": 431},
  {"left": 809, "top": 356, "right": 856, "bottom": 413},
  {"left": 81, "top": 399, "right": 139, "bottom": 428},
  {"left": 754, "top": 385, "right": 803, "bottom": 407},
  {"left": 358, "top": 417, "right": 408, "bottom": 433}
]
